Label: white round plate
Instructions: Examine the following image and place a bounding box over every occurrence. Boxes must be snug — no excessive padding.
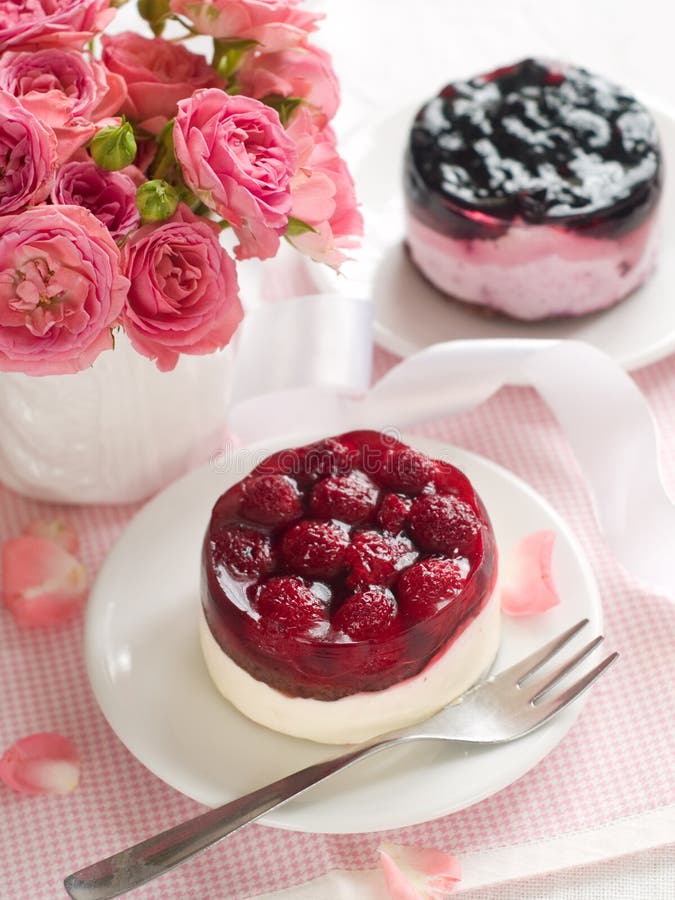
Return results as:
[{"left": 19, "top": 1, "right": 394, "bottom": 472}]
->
[
  {"left": 86, "top": 434, "right": 600, "bottom": 834},
  {"left": 316, "top": 104, "right": 675, "bottom": 369}
]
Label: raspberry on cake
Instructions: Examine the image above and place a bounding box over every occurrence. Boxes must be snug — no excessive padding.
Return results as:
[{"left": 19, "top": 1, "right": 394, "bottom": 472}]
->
[
  {"left": 405, "top": 58, "right": 662, "bottom": 320},
  {"left": 200, "top": 431, "right": 499, "bottom": 744}
]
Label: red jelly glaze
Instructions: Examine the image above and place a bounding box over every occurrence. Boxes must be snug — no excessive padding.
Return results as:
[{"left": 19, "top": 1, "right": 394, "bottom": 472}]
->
[{"left": 202, "top": 430, "right": 497, "bottom": 700}]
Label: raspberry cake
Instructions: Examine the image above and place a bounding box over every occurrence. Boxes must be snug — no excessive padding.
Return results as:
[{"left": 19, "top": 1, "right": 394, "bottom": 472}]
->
[
  {"left": 200, "top": 431, "right": 499, "bottom": 744},
  {"left": 405, "top": 58, "right": 662, "bottom": 320}
]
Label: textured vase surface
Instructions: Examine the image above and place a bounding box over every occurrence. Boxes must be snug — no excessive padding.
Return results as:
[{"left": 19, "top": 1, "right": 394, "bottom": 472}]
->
[{"left": 0, "top": 336, "right": 233, "bottom": 504}]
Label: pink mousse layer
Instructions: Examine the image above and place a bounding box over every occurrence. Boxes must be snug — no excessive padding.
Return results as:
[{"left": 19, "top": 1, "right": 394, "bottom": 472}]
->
[{"left": 406, "top": 211, "right": 660, "bottom": 320}]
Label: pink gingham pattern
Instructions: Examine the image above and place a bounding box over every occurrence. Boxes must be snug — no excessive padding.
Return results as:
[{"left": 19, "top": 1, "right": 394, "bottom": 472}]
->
[{"left": 1, "top": 345, "right": 674, "bottom": 900}]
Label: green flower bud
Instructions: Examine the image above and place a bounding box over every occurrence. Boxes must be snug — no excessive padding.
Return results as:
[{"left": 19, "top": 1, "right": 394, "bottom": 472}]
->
[
  {"left": 138, "top": 0, "right": 170, "bottom": 36},
  {"left": 136, "top": 180, "right": 180, "bottom": 223},
  {"left": 90, "top": 120, "right": 137, "bottom": 171}
]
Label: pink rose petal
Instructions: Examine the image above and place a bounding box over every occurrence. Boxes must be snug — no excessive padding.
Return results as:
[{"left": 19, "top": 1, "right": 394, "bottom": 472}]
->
[
  {"left": 2, "top": 536, "right": 87, "bottom": 626},
  {"left": 169, "top": 0, "right": 321, "bottom": 51},
  {"left": 238, "top": 43, "right": 340, "bottom": 126},
  {"left": 0, "top": 733, "right": 80, "bottom": 796},
  {"left": 285, "top": 106, "right": 363, "bottom": 268},
  {"left": 500, "top": 530, "right": 560, "bottom": 616},
  {"left": 23, "top": 516, "right": 80, "bottom": 555},
  {"left": 379, "top": 843, "right": 461, "bottom": 899}
]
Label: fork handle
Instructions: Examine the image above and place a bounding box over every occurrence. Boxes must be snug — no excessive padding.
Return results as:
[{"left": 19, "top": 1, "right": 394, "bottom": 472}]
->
[{"left": 63, "top": 738, "right": 400, "bottom": 900}]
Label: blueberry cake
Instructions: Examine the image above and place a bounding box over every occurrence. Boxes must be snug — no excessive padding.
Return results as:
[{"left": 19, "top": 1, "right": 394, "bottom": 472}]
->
[{"left": 405, "top": 58, "right": 662, "bottom": 319}]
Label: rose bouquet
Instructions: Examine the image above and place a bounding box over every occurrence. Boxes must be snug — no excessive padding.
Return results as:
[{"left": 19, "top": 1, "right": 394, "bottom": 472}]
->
[{"left": 0, "top": 0, "right": 362, "bottom": 375}]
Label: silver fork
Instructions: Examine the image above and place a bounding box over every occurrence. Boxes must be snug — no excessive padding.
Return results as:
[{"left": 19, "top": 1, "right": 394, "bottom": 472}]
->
[{"left": 64, "top": 618, "right": 617, "bottom": 900}]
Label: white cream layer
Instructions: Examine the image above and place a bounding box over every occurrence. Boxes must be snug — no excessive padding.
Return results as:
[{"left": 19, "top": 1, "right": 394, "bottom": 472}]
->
[{"left": 199, "top": 589, "right": 501, "bottom": 745}]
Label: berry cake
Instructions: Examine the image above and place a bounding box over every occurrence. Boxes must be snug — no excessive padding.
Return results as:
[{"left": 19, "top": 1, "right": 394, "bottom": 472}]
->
[
  {"left": 200, "top": 431, "right": 499, "bottom": 744},
  {"left": 404, "top": 58, "right": 662, "bottom": 320}
]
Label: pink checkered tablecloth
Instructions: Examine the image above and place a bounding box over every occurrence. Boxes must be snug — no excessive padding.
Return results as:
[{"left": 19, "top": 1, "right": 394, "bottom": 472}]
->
[{"left": 1, "top": 340, "right": 674, "bottom": 899}]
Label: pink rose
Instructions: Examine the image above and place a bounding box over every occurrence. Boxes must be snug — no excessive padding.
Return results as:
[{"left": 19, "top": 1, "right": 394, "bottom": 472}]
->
[
  {"left": 0, "top": 205, "right": 128, "bottom": 375},
  {"left": 0, "top": 0, "right": 114, "bottom": 52},
  {"left": 121, "top": 205, "right": 243, "bottom": 372},
  {"left": 101, "top": 32, "right": 223, "bottom": 136},
  {"left": 174, "top": 89, "right": 297, "bottom": 260},
  {"left": 286, "top": 107, "right": 363, "bottom": 268},
  {"left": 169, "top": 0, "right": 320, "bottom": 51},
  {"left": 238, "top": 44, "right": 339, "bottom": 126},
  {"left": 52, "top": 160, "right": 141, "bottom": 241},
  {"left": 0, "top": 90, "right": 57, "bottom": 214},
  {"left": 0, "top": 49, "right": 126, "bottom": 163}
]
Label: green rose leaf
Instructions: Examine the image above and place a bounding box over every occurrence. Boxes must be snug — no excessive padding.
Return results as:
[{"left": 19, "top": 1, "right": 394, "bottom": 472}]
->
[
  {"left": 261, "top": 94, "right": 304, "bottom": 127},
  {"left": 286, "top": 216, "right": 317, "bottom": 237},
  {"left": 213, "top": 39, "right": 259, "bottom": 78}
]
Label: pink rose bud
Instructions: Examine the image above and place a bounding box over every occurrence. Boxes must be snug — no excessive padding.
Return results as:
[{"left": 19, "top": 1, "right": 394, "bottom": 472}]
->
[
  {"left": 122, "top": 204, "right": 243, "bottom": 371},
  {"left": 0, "top": 205, "right": 128, "bottom": 375},
  {"left": 0, "top": 0, "right": 114, "bottom": 53},
  {"left": 378, "top": 843, "right": 462, "bottom": 899},
  {"left": 174, "top": 89, "right": 297, "bottom": 260},
  {"left": 0, "top": 89, "right": 57, "bottom": 214},
  {"left": 500, "top": 530, "right": 561, "bottom": 616},
  {"left": 169, "top": 0, "right": 321, "bottom": 52},
  {"left": 238, "top": 43, "right": 340, "bottom": 126},
  {"left": 135, "top": 179, "right": 180, "bottom": 222},
  {"left": 0, "top": 733, "right": 80, "bottom": 796},
  {"left": 90, "top": 118, "right": 137, "bottom": 171},
  {"left": 2, "top": 536, "right": 87, "bottom": 627},
  {"left": 23, "top": 516, "right": 80, "bottom": 555},
  {"left": 52, "top": 159, "right": 140, "bottom": 240},
  {"left": 102, "top": 32, "right": 224, "bottom": 136},
  {"left": 138, "top": 0, "right": 170, "bottom": 36}
]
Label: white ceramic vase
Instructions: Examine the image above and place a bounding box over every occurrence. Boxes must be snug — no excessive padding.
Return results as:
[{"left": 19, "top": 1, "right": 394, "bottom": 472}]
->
[{"left": 0, "top": 334, "right": 233, "bottom": 504}]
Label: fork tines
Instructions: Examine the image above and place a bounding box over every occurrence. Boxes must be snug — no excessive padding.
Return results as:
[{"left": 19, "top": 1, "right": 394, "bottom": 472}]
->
[{"left": 506, "top": 618, "right": 619, "bottom": 714}]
